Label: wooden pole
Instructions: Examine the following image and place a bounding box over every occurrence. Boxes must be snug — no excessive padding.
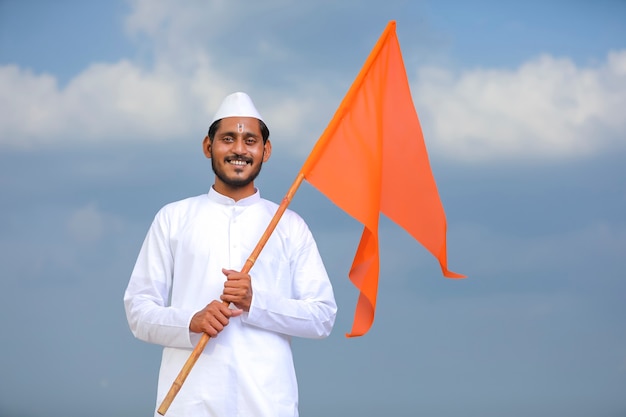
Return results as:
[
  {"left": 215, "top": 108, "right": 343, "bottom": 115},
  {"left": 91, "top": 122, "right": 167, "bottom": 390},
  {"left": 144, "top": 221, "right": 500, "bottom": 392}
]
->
[{"left": 157, "top": 172, "right": 306, "bottom": 415}]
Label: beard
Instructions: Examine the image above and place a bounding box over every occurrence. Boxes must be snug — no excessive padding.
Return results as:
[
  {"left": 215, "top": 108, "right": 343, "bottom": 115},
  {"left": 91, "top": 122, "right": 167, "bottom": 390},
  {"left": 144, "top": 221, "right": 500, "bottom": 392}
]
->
[{"left": 211, "top": 155, "right": 264, "bottom": 188}]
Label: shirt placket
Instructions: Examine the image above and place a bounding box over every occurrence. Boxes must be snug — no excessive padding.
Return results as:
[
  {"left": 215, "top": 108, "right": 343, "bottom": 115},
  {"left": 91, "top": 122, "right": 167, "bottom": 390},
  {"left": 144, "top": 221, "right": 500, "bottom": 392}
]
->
[{"left": 228, "top": 206, "right": 242, "bottom": 269}]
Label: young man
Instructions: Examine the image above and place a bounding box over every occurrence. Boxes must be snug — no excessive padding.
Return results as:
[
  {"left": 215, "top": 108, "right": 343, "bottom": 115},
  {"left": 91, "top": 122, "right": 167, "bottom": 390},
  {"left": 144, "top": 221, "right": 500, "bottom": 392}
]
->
[{"left": 124, "top": 92, "right": 337, "bottom": 417}]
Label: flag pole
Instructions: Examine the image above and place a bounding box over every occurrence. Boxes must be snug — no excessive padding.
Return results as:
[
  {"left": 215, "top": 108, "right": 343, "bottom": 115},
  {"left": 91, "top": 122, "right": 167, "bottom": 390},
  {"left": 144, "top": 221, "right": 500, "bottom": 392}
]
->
[{"left": 157, "top": 173, "right": 305, "bottom": 415}]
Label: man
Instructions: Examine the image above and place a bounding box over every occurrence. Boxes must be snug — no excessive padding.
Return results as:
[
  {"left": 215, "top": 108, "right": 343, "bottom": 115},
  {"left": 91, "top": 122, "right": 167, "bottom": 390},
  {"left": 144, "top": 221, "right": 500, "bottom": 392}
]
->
[{"left": 124, "top": 92, "right": 337, "bottom": 417}]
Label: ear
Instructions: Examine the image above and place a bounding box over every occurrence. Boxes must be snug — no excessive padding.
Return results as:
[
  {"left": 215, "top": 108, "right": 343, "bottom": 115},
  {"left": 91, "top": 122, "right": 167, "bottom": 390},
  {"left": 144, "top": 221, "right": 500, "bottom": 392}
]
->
[
  {"left": 262, "top": 139, "right": 272, "bottom": 162},
  {"left": 202, "top": 135, "right": 212, "bottom": 159}
]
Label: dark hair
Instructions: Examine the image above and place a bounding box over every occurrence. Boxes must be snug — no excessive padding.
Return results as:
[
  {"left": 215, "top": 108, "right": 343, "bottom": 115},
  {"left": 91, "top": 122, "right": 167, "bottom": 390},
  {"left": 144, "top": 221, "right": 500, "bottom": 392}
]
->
[{"left": 208, "top": 119, "right": 270, "bottom": 143}]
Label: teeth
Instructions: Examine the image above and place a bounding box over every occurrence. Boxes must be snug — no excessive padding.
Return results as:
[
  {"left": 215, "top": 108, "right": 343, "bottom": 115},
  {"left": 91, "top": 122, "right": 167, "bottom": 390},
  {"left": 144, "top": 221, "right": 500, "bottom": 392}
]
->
[{"left": 229, "top": 160, "right": 247, "bottom": 166}]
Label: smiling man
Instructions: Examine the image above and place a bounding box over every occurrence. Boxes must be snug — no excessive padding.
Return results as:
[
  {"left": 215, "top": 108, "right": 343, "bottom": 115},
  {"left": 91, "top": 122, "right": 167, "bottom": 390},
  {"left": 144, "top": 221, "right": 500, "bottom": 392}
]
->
[{"left": 124, "top": 92, "right": 337, "bottom": 417}]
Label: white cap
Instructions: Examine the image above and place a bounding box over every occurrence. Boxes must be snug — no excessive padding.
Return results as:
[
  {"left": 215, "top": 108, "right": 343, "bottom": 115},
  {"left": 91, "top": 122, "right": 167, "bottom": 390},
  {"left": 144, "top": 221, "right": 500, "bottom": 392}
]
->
[{"left": 210, "top": 92, "right": 264, "bottom": 125}]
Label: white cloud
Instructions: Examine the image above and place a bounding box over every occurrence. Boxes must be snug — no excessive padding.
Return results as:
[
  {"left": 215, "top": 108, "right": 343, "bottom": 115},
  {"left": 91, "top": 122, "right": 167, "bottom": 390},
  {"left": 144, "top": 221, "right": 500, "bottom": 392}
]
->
[
  {"left": 0, "top": 0, "right": 364, "bottom": 153},
  {"left": 413, "top": 50, "right": 626, "bottom": 162},
  {"left": 0, "top": 70, "right": 334, "bottom": 154},
  {"left": 66, "top": 203, "right": 114, "bottom": 243},
  {"left": 0, "top": 0, "right": 338, "bottom": 150},
  {"left": 67, "top": 204, "right": 105, "bottom": 243},
  {"left": 0, "top": 58, "right": 237, "bottom": 148},
  {"left": 1, "top": 0, "right": 624, "bottom": 164}
]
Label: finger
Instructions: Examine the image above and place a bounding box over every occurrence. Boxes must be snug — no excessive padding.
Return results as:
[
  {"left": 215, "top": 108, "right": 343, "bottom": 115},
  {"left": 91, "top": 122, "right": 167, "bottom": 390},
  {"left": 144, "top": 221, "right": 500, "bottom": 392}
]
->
[
  {"left": 224, "top": 276, "right": 250, "bottom": 288},
  {"left": 215, "top": 302, "right": 243, "bottom": 318},
  {"left": 204, "top": 325, "right": 219, "bottom": 338},
  {"left": 223, "top": 270, "right": 250, "bottom": 281},
  {"left": 220, "top": 293, "right": 236, "bottom": 304},
  {"left": 201, "top": 317, "right": 221, "bottom": 337},
  {"left": 204, "top": 312, "right": 231, "bottom": 336},
  {"left": 222, "top": 268, "right": 238, "bottom": 276},
  {"left": 222, "top": 282, "right": 246, "bottom": 293},
  {"left": 208, "top": 314, "right": 227, "bottom": 329}
]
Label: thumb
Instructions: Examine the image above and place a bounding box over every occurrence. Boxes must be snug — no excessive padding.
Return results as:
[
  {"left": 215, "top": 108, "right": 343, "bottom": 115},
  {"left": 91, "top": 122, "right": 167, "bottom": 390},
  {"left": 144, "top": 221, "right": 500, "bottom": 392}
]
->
[{"left": 222, "top": 268, "right": 237, "bottom": 276}]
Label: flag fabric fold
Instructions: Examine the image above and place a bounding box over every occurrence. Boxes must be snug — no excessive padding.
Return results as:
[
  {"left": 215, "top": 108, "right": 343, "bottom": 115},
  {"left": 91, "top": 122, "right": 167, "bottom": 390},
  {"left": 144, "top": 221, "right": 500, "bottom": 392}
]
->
[{"left": 300, "top": 21, "right": 464, "bottom": 337}]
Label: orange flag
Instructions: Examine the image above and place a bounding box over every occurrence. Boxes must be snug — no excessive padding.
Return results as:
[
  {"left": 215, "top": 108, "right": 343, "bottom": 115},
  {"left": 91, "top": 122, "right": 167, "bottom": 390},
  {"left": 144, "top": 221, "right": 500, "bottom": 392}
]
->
[{"left": 300, "top": 21, "right": 465, "bottom": 337}]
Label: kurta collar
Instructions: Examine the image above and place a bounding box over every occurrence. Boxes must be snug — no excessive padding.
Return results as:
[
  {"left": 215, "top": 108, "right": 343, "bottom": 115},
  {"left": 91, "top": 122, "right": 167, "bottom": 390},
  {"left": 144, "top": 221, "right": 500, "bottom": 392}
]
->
[{"left": 208, "top": 186, "right": 261, "bottom": 206}]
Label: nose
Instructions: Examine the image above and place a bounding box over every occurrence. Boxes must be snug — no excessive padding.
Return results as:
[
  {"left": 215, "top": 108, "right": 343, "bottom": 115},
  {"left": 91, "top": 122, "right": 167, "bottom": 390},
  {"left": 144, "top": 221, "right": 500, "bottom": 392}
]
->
[{"left": 232, "top": 137, "right": 246, "bottom": 154}]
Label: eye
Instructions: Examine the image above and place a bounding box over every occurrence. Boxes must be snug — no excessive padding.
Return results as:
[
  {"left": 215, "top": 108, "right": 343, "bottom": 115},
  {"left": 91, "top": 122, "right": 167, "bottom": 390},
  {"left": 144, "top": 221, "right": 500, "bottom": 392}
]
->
[
  {"left": 245, "top": 138, "right": 257, "bottom": 145},
  {"left": 221, "top": 136, "right": 234, "bottom": 143}
]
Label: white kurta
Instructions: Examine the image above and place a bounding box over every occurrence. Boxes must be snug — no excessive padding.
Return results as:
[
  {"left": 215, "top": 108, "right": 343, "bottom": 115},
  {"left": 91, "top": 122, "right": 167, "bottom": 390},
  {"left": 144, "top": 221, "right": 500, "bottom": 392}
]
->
[{"left": 124, "top": 188, "right": 337, "bottom": 417}]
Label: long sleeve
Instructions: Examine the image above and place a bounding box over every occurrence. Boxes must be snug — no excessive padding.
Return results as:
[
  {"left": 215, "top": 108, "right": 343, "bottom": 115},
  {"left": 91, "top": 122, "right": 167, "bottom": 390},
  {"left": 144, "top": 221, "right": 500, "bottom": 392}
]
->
[
  {"left": 123, "top": 208, "right": 196, "bottom": 349},
  {"left": 241, "top": 213, "right": 337, "bottom": 339}
]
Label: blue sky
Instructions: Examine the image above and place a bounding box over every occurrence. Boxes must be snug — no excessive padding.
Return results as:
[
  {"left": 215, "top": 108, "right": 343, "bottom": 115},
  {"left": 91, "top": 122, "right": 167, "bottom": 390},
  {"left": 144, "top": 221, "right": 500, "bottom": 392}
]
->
[{"left": 1, "top": 1, "right": 625, "bottom": 416}]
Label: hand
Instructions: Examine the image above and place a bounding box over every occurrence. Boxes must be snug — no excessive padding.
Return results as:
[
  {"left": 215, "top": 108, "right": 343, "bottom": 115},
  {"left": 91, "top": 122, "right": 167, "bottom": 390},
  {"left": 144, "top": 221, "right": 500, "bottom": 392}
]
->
[
  {"left": 189, "top": 300, "right": 242, "bottom": 337},
  {"left": 220, "top": 268, "right": 253, "bottom": 312}
]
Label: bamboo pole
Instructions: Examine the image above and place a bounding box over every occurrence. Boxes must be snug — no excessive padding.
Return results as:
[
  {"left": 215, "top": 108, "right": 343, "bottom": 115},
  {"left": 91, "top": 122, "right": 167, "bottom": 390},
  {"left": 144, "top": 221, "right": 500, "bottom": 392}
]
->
[{"left": 157, "top": 172, "right": 306, "bottom": 415}]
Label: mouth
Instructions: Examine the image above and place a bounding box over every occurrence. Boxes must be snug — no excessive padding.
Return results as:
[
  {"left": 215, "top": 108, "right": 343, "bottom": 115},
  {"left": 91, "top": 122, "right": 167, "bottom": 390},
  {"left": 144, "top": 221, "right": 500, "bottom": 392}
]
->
[{"left": 225, "top": 157, "right": 252, "bottom": 166}]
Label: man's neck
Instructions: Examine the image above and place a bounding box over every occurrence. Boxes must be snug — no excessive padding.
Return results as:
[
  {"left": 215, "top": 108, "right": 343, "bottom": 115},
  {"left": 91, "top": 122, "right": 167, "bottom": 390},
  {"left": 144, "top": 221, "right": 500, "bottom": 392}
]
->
[{"left": 212, "top": 182, "right": 256, "bottom": 202}]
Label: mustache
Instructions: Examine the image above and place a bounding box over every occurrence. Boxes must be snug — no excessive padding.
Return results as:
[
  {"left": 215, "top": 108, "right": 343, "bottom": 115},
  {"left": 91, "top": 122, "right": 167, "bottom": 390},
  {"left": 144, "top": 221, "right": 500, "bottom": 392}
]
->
[{"left": 225, "top": 154, "right": 253, "bottom": 163}]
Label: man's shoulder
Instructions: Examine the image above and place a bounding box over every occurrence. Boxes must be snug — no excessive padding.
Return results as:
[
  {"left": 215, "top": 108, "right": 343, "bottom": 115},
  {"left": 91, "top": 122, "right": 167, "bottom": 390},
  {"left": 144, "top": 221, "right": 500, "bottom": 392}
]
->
[
  {"left": 258, "top": 197, "right": 308, "bottom": 229},
  {"left": 157, "top": 194, "right": 208, "bottom": 216}
]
